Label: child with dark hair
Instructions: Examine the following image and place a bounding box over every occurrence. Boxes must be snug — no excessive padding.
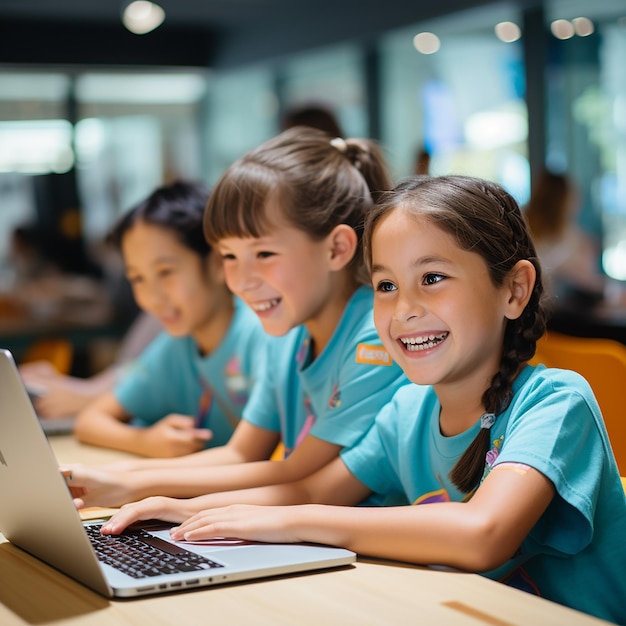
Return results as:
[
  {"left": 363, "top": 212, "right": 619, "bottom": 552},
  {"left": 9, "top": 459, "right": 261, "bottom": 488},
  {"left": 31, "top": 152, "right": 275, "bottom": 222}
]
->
[{"left": 72, "top": 180, "right": 266, "bottom": 458}]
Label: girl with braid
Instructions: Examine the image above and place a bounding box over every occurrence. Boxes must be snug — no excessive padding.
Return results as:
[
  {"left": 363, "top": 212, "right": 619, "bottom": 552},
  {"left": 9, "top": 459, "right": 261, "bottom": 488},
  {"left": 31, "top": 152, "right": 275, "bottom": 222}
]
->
[{"left": 102, "top": 176, "right": 626, "bottom": 623}]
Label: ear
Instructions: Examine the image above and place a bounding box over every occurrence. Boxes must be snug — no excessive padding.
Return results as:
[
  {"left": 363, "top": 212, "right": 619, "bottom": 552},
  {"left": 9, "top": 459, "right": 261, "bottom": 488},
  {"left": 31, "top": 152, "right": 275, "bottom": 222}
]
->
[
  {"left": 326, "top": 224, "right": 358, "bottom": 271},
  {"left": 503, "top": 260, "right": 536, "bottom": 320}
]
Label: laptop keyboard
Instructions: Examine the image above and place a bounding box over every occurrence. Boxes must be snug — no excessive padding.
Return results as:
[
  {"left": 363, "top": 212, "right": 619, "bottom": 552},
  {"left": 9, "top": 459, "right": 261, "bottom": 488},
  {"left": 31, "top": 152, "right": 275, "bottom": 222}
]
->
[{"left": 86, "top": 524, "right": 224, "bottom": 579}]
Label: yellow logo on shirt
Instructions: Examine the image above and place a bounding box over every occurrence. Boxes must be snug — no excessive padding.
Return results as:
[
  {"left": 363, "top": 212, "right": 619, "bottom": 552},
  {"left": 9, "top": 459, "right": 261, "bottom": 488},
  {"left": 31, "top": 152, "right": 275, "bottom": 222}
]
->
[{"left": 355, "top": 343, "right": 393, "bottom": 366}]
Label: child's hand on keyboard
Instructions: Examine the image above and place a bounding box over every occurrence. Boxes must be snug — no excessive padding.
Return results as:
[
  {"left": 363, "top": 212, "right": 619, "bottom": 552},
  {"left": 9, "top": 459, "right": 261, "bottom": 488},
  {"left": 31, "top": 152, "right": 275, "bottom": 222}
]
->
[{"left": 101, "top": 496, "right": 199, "bottom": 535}]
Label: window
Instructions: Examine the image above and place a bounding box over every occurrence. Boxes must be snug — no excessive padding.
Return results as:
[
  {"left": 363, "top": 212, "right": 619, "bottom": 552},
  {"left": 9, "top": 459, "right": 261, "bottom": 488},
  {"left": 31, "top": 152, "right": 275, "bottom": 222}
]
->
[{"left": 379, "top": 4, "right": 529, "bottom": 204}]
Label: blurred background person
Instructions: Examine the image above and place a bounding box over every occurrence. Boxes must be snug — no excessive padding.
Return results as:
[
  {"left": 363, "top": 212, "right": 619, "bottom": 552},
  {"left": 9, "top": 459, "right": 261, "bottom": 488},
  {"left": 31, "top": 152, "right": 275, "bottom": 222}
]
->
[
  {"left": 414, "top": 145, "right": 431, "bottom": 175},
  {"left": 523, "top": 168, "right": 605, "bottom": 305},
  {"left": 280, "top": 104, "right": 343, "bottom": 137}
]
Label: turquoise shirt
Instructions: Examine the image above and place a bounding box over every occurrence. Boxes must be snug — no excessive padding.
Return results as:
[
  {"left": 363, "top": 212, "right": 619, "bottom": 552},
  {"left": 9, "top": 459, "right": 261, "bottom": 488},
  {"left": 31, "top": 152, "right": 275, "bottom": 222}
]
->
[
  {"left": 342, "top": 365, "right": 626, "bottom": 624},
  {"left": 243, "top": 286, "right": 409, "bottom": 454},
  {"left": 115, "top": 298, "right": 267, "bottom": 448}
]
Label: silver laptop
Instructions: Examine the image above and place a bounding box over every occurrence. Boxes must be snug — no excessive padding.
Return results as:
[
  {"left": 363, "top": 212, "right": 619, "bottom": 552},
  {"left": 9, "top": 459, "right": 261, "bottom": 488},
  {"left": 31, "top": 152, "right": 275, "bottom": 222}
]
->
[{"left": 0, "top": 349, "right": 355, "bottom": 598}]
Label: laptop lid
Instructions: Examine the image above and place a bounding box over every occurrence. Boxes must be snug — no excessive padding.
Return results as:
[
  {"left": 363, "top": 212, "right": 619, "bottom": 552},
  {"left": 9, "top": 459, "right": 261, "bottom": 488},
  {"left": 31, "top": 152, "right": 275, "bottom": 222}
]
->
[{"left": 0, "top": 349, "right": 355, "bottom": 598}]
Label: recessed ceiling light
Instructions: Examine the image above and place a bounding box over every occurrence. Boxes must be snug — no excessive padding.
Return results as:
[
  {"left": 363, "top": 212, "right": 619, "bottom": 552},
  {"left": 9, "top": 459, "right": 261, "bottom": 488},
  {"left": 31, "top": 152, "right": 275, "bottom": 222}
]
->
[
  {"left": 413, "top": 32, "right": 441, "bottom": 55},
  {"left": 122, "top": 1, "right": 165, "bottom": 35},
  {"left": 551, "top": 19, "right": 575, "bottom": 40},
  {"left": 495, "top": 21, "right": 521, "bottom": 43},
  {"left": 572, "top": 17, "right": 594, "bottom": 37}
]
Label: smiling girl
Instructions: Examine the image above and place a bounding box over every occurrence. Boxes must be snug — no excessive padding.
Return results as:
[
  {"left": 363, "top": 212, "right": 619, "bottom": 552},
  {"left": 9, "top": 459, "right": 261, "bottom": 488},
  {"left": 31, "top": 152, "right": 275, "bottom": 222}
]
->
[{"left": 65, "top": 128, "right": 407, "bottom": 508}]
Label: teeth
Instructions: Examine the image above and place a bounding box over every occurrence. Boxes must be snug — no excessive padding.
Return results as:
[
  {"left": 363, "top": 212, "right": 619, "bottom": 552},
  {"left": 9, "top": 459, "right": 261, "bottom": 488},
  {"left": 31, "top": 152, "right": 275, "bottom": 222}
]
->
[
  {"left": 400, "top": 333, "right": 448, "bottom": 351},
  {"left": 252, "top": 298, "right": 280, "bottom": 312}
]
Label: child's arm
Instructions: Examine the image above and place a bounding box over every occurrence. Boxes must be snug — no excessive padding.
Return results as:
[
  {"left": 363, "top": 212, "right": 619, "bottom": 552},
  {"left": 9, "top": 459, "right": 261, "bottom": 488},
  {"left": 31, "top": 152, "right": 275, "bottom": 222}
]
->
[
  {"left": 102, "top": 420, "right": 279, "bottom": 471},
  {"left": 71, "top": 431, "right": 340, "bottom": 509},
  {"left": 107, "top": 461, "right": 555, "bottom": 574},
  {"left": 20, "top": 360, "right": 118, "bottom": 418},
  {"left": 73, "top": 392, "right": 211, "bottom": 458},
  {"left": 102, "top": 454, "right": 371, "bottom": 535},
  {"left": 64, "top": 421, "right": 281, "bottom": 507},
  {"left": 132, "top": 433, "right": 342, "bottom": 496}
]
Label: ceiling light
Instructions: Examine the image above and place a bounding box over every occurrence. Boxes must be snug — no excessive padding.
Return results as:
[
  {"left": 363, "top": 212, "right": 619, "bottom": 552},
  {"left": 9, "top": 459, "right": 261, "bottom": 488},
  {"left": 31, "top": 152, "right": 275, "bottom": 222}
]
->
[
  {"left": 122, "top": 1, "right": 165, "bottom": 35},
  {"left": 494, "top": 21, "right": 521, "bottom": 43},
  {"left": 551, "top": 19, "right": 575, "bottom": 40},
  {"left": 572, "top": 17, "right": 594, "bottom": 37},
  {"left": 413, "top": 32, "right": 441, "bottom": 55}
]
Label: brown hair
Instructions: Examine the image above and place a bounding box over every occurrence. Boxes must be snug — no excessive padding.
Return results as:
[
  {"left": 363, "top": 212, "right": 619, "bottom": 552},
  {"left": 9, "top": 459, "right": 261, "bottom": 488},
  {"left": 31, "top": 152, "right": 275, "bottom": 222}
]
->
[
  {"left": 203, "top": 126, "right": 391, "bottom": 285},
  {"left": 364, "top": 175, "right": 548, "bottom": 494}
]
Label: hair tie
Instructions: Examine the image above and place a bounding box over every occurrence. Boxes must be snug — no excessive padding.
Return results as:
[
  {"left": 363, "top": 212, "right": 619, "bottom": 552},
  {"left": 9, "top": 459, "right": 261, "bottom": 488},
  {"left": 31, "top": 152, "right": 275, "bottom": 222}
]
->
[
  {"left": 480, "top": 413, "right": 496, "bottom": 429},
  {"left": 330, "top": 137, "right": 347, "bottom": 153}
]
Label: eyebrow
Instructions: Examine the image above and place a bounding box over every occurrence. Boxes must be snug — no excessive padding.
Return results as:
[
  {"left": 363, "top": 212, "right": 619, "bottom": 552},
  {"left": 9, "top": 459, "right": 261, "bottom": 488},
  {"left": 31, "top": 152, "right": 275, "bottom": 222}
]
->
[{"left": 371, "top": 255, "right": 453, "bottom": 274}]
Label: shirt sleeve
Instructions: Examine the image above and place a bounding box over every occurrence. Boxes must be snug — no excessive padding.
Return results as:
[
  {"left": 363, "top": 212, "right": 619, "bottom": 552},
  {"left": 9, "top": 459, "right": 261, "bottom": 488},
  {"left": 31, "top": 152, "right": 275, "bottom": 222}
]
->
[
  {"left": 241, "top": 339, "right": 281, "bottom": 433},
  {"left": 341, "top": 396, "right": 406, "bottom": 497},
  {"left": 310, "top": 331, "right": 407, "bottom": 448},
  {"left": 114, "top": 334, "right": 187, "bottom": 426},
  {"left": 495, "top": 373, "right": 607, "bottom": 554}
]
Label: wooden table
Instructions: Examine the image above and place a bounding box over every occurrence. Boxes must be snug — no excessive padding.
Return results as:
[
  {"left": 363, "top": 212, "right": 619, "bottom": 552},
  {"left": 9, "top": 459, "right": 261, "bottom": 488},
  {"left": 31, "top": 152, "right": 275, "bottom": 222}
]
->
[{"left": 0, "top": 436, "right": 612, "bottom": 626}]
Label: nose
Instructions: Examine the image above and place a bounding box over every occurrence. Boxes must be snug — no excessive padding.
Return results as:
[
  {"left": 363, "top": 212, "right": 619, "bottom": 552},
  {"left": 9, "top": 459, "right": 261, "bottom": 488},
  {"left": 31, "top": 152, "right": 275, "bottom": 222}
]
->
[
  {"left": 392, "top": 292, "right": 425, "bottom": 323},
  {"left": 135, "top": 279, "right": 167, "bottom": 313},
  {"left": 224, "top": 259, "right": 261, "bottom": 296}
]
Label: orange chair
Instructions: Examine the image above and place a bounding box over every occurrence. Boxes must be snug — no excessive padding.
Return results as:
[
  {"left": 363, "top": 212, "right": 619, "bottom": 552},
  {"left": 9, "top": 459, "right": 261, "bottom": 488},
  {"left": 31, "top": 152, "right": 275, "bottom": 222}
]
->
[
  {"left": 21, "top": 338, "right": 74, "bottom": 375},
  {"left": 531, "top": 331, "right": 626, "bottom": 474}
]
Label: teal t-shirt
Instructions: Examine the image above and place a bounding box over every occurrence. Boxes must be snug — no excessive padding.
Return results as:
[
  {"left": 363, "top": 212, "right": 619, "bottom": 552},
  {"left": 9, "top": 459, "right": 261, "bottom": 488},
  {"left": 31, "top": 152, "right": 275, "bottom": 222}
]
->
[
  {"left": 115, "top": 298, "right": 267, "bottom": 448},
  {"left": 342, "top": 364, "right": 626, "bottom": 624},
  {"left": 243, "top": 286, "right": 409, "bottom": 455}
]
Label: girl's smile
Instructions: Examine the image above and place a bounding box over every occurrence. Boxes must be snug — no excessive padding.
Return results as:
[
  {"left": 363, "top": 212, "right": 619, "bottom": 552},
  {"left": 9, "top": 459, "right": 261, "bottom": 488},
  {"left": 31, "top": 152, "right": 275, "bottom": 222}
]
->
[
  {"left": 217, "top": 216, "right": 357, "bottom": 355},
  {"left": 398, "top": 331, "right": 449, "bottom": 353},
  {"left": 218, "top": 227, "right": 326, "bottom": 336},
  {"left": 250, "top": 297, "right": 282, "bottom": 315}
]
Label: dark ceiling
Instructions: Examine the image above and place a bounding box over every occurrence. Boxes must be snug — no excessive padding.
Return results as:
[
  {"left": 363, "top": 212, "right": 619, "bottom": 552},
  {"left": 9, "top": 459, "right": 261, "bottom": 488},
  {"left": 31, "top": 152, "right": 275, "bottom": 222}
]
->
[{"left": 0, "top": 0, "right": 522, "bottom": 69}]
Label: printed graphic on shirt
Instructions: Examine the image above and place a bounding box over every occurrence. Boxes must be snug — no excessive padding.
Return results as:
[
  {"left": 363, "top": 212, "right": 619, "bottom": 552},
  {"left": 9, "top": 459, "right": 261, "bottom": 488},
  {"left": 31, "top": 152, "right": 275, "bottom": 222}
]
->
[
  {"left": 413, "top": 488, "right": 451, "bottom": 505},
  {"left": 224, "top": 356, "right": 249, "bottom": 405},
  {"left": 296, "top": 338, "right": 311, "bottom": 368},
  {"left": 328, "top": 382, "right": 341, "bottom": 409},
  {"left": 355, "top": 343, "right": 393, "bottom": 366},
  {"left": 284, "top": 395, "right": 316, "bottom": 458},
  {"left": 481, "top": 434, "right": 504, "bottom": 483},
  {"left": 413, "top": 473, "right": 474, "bottom": 505},
  {"left": 500, "top": 566, "right": 541, "bottom": 596}
]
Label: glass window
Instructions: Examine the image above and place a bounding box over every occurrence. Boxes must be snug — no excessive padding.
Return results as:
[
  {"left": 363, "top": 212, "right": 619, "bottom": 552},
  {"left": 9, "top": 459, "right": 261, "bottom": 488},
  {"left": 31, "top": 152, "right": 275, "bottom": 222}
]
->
[
  {"left": 0, "top": 70, "right": 209, "bottom": 258},
  {"left": 545, "top": 0, "right": 626, "bottom": 282},
  {"left": 379, "top": 4, "right": 529, "bottom": 204},
  {"left": 0, "top": 72, "right": 71, "bottom": 265},
  {"left": 279, "top": 44, "right": 367, "bottom": 138},
  {"left": 203, "top": 66, "right": 276, "bottom": 185},
  {"left": 74, "top": 71, "right": 209, "bottom": 242}
]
